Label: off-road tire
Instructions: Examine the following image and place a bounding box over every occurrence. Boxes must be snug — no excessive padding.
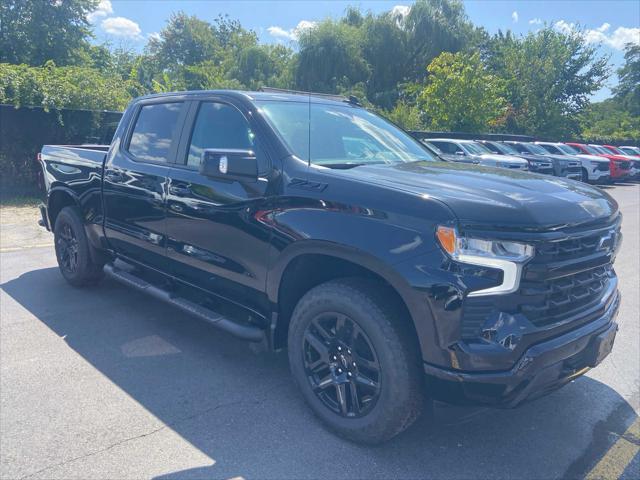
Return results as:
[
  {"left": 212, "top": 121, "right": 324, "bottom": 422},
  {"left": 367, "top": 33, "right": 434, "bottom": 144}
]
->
[
  {"left": 287, "top": 278, "right": 424, "bottom": 444},
  {"left": 53, "top": 206, "right": 104, "bottom": 287}
]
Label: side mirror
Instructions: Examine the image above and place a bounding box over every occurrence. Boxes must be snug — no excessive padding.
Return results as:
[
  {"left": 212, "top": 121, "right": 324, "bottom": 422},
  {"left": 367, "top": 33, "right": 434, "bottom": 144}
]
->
[
  {"left": 199, "top": 149, "right": 258, "bottom": 182},
  {"left": 455, "top": 150, "right": 466, "bottom": 156}
]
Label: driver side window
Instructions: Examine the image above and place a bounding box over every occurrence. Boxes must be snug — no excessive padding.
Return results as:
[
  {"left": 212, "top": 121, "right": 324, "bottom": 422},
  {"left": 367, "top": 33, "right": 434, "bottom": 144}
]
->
[{"left": 187, "top": 102, "right": 256, "bottom": 167}]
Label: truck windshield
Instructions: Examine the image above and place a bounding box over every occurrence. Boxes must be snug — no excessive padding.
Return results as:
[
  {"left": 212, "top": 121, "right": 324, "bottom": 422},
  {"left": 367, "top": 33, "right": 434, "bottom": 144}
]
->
[
  {"left": 461, "top": 142, "right": 491, "bottom": 155},
  {"left": 494, "top": 142, "right": 519, "bottom": 155},
  {"left": 257, "top": 101, "right": 436, "bottom": 167},
  {"left": 524, "top": 144, "right": 548, "bottom": 155},
  {"left": 556, "top": 144, "right": 580, "bottom": 155},
  {"left": 588, "top": 145, "right": 611, "bottom": 155}
]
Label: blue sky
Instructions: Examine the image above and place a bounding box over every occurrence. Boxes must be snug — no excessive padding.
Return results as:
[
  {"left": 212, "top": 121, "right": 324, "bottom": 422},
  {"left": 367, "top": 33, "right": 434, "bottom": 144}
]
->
[{"left": 89, "top": 1, "right": 640, "bottom": 100}]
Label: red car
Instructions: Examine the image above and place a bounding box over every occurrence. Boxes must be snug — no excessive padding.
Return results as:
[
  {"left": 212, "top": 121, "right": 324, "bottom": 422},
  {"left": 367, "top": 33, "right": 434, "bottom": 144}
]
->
[
  {"left": 602, "top": 145, "right": 640, "bottom": 178},
  {"left": 566, "top": 143, "right": 631, "bottom": 180}
]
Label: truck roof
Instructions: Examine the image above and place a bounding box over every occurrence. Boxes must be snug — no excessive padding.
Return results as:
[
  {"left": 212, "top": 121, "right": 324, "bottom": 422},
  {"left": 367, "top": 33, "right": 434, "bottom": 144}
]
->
[{"left": 134, "top": 89, "right": 360, "bottom": 107}]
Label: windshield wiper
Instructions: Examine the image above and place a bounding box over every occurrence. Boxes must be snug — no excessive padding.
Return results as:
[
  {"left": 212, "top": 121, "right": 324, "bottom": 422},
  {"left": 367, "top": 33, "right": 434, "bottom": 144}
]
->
[{"left": 322, "top": 162, "right": 370, "bottom": 169}]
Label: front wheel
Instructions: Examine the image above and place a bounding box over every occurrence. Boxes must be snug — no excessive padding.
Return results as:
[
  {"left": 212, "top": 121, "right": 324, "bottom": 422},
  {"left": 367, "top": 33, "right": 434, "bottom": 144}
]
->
[
  {"left": 54, "top": 206, "right": 104, "bottom": 287},
  {"left": 581, "top": 167, "right": 590, "bottom": 183},
  {"left": 287, "top": 278, "right": 424, "bottom": 444}
]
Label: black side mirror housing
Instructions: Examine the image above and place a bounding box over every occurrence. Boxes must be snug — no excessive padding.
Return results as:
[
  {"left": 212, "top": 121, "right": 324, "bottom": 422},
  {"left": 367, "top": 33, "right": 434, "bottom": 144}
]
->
[{"left": 199, "top": 149, "right": 258, "bottom": 182}]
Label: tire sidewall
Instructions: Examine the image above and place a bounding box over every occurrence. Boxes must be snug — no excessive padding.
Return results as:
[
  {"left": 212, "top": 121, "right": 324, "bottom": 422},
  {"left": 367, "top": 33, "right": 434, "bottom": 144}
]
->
[
  {"left": 53, "top": 206, "right": 98, "bottom": 286},
  {"left": 288, "top": 280, "right": 421, "bottom": 442}
]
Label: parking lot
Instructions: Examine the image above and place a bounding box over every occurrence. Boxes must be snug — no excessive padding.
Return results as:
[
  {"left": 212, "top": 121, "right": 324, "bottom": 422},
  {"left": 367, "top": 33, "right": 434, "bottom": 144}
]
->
[{"left": 0, "top": 182, "right": 638, "bottom": 480}]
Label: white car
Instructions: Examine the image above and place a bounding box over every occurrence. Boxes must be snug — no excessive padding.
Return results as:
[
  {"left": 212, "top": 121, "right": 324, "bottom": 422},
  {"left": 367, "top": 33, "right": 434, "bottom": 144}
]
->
[
  {"left": 427, "top": 139, "right": 529, "bottom": 170},
  {"left": 535, "top": 142, "right": 610, "bottom": 183},
  {"left": 619, "top": 146, "right": 640, "bottom": 156}
]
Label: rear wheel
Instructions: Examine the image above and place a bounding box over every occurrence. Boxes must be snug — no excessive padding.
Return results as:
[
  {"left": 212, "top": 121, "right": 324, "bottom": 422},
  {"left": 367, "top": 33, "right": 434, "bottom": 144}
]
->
[
  {"left": 54, "top": 206, "right": 104, "bottom": 287},
  {"left": 287, "top": 278, "right": 424, "bottom": 444}
]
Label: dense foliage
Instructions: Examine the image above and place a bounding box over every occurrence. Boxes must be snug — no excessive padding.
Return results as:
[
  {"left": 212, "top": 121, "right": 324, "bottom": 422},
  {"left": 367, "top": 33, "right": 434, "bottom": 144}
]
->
[
  {"left": 413, "top": 52, "right": 507, "bottom": 132},
  {"left": 0, "top": 0, "right": 637, "bottom": 141}
]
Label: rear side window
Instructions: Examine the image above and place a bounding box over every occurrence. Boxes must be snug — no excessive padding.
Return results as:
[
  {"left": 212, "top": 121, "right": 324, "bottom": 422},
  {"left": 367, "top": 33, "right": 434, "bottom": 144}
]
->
[
  {"left": 186, "top": 102, "right": 255, "bottom": 167},
  {"left": 128, "top": 103, "right": 182, "bottom": 163}
]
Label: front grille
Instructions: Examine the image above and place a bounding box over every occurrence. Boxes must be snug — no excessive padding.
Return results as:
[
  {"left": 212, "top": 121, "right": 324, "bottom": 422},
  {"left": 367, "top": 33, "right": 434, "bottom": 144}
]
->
[
  {"left": 596, "top": 162, "right": 609, "bottom": 172},
  {"left": 568, "top": 161, "right": 581, "bottom": 168},
  {"left": 617, "top": 160, "right": 630, "bottom": 169},
  {"left": 534, "top": 226, "right": 620, "bottom": 263},
  {"left": 460, "top": 218, "right": 620, "bottom": 339},
  {"left": 519, "top": 265, "right": 613, "bottom": 326}
]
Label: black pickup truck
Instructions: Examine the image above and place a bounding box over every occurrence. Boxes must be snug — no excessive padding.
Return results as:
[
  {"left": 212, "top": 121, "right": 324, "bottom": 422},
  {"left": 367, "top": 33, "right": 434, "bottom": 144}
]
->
[{"left": 38, "top": 90, "right": 621, "bottom": 443}]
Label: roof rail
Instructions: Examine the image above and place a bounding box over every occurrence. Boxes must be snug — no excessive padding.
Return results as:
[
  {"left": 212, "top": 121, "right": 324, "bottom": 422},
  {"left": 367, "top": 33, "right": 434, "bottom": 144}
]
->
[{"left": 259, "top": 86, "right": 361, "bottom": 106}]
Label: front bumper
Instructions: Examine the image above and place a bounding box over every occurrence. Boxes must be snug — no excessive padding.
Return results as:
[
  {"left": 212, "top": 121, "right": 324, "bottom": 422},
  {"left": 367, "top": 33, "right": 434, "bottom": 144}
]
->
[
  {"left": 588, "top": 168, "right": 610, "bottom": 183},
  {"left": 423, "top": 289, "right": 620, "bottom": 408}
]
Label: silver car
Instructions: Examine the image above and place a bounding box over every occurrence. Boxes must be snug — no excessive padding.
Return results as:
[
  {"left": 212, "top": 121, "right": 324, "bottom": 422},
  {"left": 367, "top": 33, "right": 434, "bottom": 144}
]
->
[{"left": 425, "top": 139, "right": 528, "bottom": 170}]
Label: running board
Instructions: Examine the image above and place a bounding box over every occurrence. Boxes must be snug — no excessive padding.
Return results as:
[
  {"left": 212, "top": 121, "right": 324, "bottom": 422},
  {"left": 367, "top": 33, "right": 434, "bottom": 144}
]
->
[{"left": 103, "top": 264, "right": 265, "bottom": 342}]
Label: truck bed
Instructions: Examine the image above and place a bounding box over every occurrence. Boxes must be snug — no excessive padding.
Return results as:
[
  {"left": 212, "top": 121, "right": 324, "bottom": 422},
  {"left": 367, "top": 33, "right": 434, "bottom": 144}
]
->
[{"left": 39, "top": 145, "right": 110, "bottom": 218}]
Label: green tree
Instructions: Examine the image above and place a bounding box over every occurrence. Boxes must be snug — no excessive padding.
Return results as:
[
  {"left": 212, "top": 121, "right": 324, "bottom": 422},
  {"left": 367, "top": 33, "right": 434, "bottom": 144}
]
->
[
  {"left": 295, "top": 20, "right": 369, "bottom": 93},
  {"left": 415, "top": 52, "right": 506, "bottom": 132},
  {"left": 485, "top": 27, "right": 610, "bottom": 137},
  {"left": 147, "top": 12, "right": 220, "bottom": 67},
  {"left": 580, "top": 100, "right": 639, "bottom": 141},
  {"left": 613, "top": 43, "right": 640, "bottom": 116},
  {"left": 384, "top": 101, "right": 424, "bottom": 130},
  {"left": 0, "top": 0, "right": 97, "bottom": 66},
  {"left": 404, "top": 0, "right": 483, "bottom": 80}
]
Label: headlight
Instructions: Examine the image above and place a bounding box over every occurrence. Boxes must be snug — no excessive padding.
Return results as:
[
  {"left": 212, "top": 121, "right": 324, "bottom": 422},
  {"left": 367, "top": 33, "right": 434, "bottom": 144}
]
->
[{"left": 436, "top": 226, "right": 534, "bottom": 297}]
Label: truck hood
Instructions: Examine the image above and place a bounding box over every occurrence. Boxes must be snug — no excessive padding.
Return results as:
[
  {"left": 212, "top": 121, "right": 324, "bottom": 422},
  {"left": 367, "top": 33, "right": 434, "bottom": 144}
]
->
[
  {"left": 576, "top": 154, "right": 610, "bottom": 163},
  {"left": 479, "top": 153, "right": 528, "bottom": 165},
  {"left": 336, "top": 161, "right": 617, "bottom": 230}
]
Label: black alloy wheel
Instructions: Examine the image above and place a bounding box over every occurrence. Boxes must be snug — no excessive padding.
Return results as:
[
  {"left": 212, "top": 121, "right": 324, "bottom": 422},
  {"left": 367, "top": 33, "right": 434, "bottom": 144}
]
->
[
  {"left": 302, "top": 312, "right": 381, "bottom": 418},
  {"left": 56, "top": 222, "right": 79, "bottom": 274}
]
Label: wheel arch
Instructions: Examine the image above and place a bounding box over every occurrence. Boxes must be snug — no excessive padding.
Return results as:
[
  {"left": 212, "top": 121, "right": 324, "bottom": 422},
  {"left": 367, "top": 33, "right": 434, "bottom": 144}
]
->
[
  {"left": 47, "top": 186, "right": 81, "bottom": 227},
  {"left": 268, "top": 241, "right": 423, "bottom": 351}
]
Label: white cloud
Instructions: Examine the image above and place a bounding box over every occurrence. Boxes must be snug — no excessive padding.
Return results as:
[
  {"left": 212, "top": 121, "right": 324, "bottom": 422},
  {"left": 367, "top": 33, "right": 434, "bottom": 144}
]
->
[
  {"left": 87, "top": 0, "right": 112, "bottom": 23},
  {"left": 101, "top": 17, "right": 142, "bottom": 39},
  {"left": 512, "top": 11, "right": 519, "bottom": 23},
  {"left": 529, "top": 18, "right": 542, "bottom": 25},
  {"left": 267, "top": 20, "right": 316, "bottom": 41},
  {"left": 585, "top": 24, "right": 640, "bottom": 49},
  {"left": 391, "top": 5, "right": 411, "bottom": 18},
  {"left": 554, "top": 20, "right": 640, "bottom": 50},
  {"left": 147, "top": 32, "right": 161, "bottom": 42},
  {"left": 554, "top": 20, "right": 576, "bottom": 35}
]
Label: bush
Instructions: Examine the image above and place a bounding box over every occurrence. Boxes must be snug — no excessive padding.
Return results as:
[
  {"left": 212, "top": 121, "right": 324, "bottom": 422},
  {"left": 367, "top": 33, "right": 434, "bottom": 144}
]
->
[{"left": 0, "top": 105, "right": 122, "bottom": 196}]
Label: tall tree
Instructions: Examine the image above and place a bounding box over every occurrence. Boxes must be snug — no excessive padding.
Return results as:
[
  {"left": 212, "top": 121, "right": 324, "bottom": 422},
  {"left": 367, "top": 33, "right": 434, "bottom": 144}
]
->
[
  {"left": 404, "top": 0, "right": 483, "bottom": 80},
  {"left": 613, "top": 43, "right": 640, "bottom": 116},
  {"left": 295, "top": 20, "right": 369, "bottom": 93},
  {"left": 415, "top": 51, "right": 506, "bottom": 132},
  {"left": 0, "top": 0, "right": 97, "bottom": 66},
  {"left": 485, "top": 27, "right": 610, "bottom": 137}
]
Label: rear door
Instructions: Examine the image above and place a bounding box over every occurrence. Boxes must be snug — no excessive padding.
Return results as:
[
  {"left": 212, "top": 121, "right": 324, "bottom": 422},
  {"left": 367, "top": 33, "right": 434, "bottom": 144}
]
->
[
  {"left": 103, "top": 99, "right": 188, "bottom": 270},
  {"left": 164, "top": 98, "right": 272, "bottom": 308}
]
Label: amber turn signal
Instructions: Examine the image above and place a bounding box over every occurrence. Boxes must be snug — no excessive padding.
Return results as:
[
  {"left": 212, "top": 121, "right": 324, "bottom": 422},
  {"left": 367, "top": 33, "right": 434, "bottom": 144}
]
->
[{"left": 436, "top": 226, "right": 457, "bottom": 255}]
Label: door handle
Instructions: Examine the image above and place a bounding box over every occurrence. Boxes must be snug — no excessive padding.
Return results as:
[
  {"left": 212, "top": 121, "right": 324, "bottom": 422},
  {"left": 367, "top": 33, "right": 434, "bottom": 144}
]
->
[
  {"left": 105, "top": 171, "right": 126, "bottom": 183},
  {"left": 169, "top": 185, "right": 191, "bottom": 197}
]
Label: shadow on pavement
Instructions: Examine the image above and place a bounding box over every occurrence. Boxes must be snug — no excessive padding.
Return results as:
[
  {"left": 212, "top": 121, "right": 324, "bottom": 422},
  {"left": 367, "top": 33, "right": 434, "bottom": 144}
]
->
[{"left": 2, "top": 267, "right": 637, "bottom": 480}]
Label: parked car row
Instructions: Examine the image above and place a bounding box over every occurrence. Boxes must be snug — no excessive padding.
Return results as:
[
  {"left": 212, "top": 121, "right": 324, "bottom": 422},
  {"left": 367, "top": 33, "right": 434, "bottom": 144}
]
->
[{"left": 422, "top": 138, "right": 640, "bottom": 184}]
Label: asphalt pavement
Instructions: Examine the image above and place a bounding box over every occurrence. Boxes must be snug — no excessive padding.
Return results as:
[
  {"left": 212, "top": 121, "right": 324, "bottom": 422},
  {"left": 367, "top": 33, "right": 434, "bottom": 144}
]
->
[{"left": 1, "top": 182, "right": 638, "bottom": 480}]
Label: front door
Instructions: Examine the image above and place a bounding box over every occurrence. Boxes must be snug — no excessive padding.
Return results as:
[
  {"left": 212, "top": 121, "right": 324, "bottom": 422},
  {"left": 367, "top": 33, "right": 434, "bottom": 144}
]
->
[
  {"left": 165, "top": 100, "right": 272, "bottom": 309},
  {"left": 103, "top": 100, "right": 187, "bottom": 270}
]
